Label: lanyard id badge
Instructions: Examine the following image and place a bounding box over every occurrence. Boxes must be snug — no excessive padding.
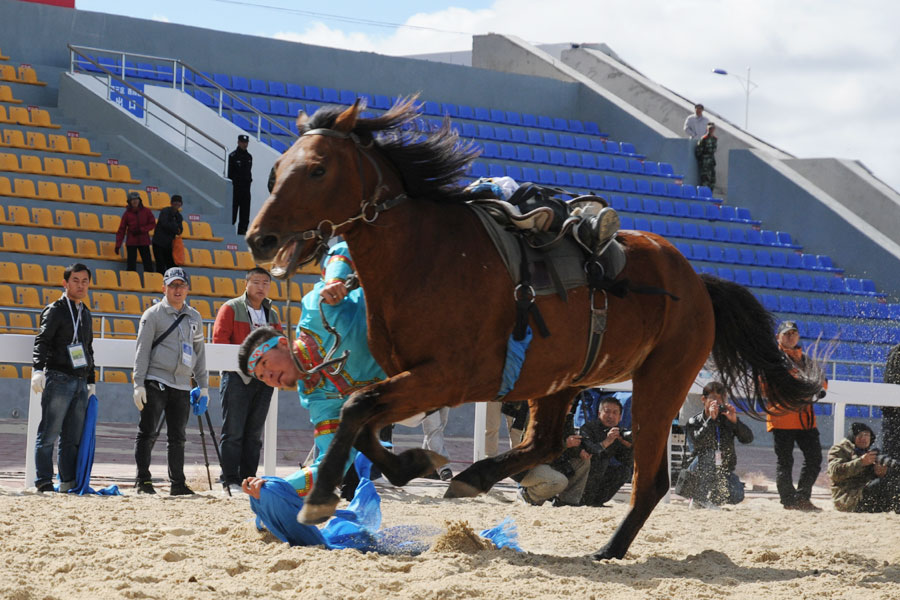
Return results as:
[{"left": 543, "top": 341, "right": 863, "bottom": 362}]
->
[
  {"left": 181, "top": 342, "right": 193, "bottom": 367},
  {"left": 68, "top": 343, "right": 88, "bottom": 369}
]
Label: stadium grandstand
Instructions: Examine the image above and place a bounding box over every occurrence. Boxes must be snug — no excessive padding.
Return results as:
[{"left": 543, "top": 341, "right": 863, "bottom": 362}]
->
[{"left": 1, "top": 0, "right": 898, "bottom": 448}]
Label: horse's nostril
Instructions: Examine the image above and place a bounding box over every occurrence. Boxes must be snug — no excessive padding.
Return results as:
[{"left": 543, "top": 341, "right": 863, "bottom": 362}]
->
[{"left": 248, "top": 233, "right": 279, "bottom": 256}]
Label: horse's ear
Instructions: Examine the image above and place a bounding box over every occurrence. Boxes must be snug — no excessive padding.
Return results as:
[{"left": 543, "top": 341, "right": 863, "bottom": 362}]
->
[
  {"left": 296, "top": 110, "right": 309, "bottom": 129},
  {"left": 333, "top": 99, "right": 362, "bottom": 134}
]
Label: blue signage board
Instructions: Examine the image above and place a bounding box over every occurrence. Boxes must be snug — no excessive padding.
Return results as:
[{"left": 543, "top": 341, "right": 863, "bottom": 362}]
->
[{"left": 110, "top": 80, "right": 144, "bottom": 118}]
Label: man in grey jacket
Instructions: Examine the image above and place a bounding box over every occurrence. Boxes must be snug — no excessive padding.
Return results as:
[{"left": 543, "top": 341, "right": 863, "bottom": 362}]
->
[{"left": 133, "top": 267, "right": 208, "bottom": 495}]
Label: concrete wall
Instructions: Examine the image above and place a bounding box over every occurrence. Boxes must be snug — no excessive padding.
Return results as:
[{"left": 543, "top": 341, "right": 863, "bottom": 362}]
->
[{"left": 728, "top": 149, "right": 900, "bottom": 297}]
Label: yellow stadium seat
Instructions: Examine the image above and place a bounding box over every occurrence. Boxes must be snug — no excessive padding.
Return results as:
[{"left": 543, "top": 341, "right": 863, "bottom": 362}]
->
[
  {"left": 3, "top": 129, "right": 26, "bottom": 148},
  {"left": 0, "top": 84, "right": 21, "bottom": 103},
  {"left": 286, "top": 281, "right": 303, "bottom": 302},
  {"left": 287, "top": 305, "right": 302, "bottom": 325},
  {"left": 60, "top": 183, "right": 84, "bottom": 203},
  {"left": 212, "top": 300, "right": 225, "bottom": 314},
  {"left": 0, "top": 176, "right": 10, "bottom": 196},
  {"left": 75, "top": 238, "right": 99, "bottom": 258},
  {"left": 213, "top": 277, "right": 237, "bottom": 298},
  {"left": 41, "top": 288, "right": 57, "bottom": 306},
  {"left": 0, "top": 204, "right": 5, "bottom": 224},
  {"left": 0, "top": 313, "right": 7, "bottom": 334},
  {"left": 66, "top": 159, "right": 88, "bottom": 179},
  {"left": 17, "top": 286, "right": 41, "bottom": 308},
  {"left": 18, "top": 66, "right": 46, "bottom": 86},
  {"left": 111, "top": 164, "right": 140, "bottom": 184},
  {"left": 209, "top": 374, "right": 221, "bottom": 388},
  {"left": 149, "top": 191, "right": 169, "bottom": 209},
  {"left": 0, "top": 105, "right": 8, "bottom": 123},
  {"left": 37, "top": 180, "right": 61, "bottom": 201},
  {"left": 47, "top": 134, "right": 70, "bottom": 153},
  {"left": 13, "top": 178, "right": 37, "bottom": 199},
  {"left": 0, "top": 284, "right": 14, "bottom": 306},
  {"left": 143, "top": 271, "right": 163, "bottom": 292},
  {"left": 31, "top": 207, "right": 54, "bottom": 228},
  {"left": 7, "top": 205, "right": 30, "bottom": 225},
  {"left": 235, "top": 278, "right": 247, "bottom": 296},
  {"left": 119, "top": 270, "right": 143, "bottom": 292},
  {"left": 106, "top": 187, "right": 127, "bottom": 207},
  {"left": 77, "top": 212, "right": 101, "bottom": 232},
  {"left": 26, "top": 131, "right": 48, "bottom": 151},
  {"left": 118, "top": 294, "right": 141, "bottom": 315},
  {"left": 8, "top": 312, "right": 34, "bottom": 334},
  {"left": 190, "top": 275, "right": 213, "bottom": 297},
  {"left": 0, "top": 262, "right": 19, "bottom": 283},
  {"left": 19, "top": 155, "right": 43, "bottom": 174},
  {"left": 268, "top": 281, "right": 285, "bottom": 301},
  {"left": 83, "top": 185, "right": 105, "bottom": 205},
  {"left": 8, "top": 106, "right": 30, "bottom": 125},
  {"left": 111, "top": 319, "right": 137, "bottom": 339},
  {"left": 103, "top": 370, "right": 129, "bottom": 383},
  {"left": 0, "top": 152, "right": 20, "bottom": 171},
  {"left": 1, "top": 232, "right": 26, "bottom": 252},
  {"left": 94, "top": 269, "right": 119, "bottom": 291},
  {"left": 43, "top": 157, "right": 66, "bottom": 176},
  {"left": 49, "top": 235, "right": 73, "bottom": 256},
  {"left": 101, "top": 214, "right": 119, "bottom": 233},
  {"left": 92, "top": 291, "right": 116, "bottom": 314},
  {"left": 46, "top": 265, "right": 66, "bottom": 286},
  {"left": 190, "top": 300, "right": 211, "bottom": 320},
  {"left": 88, "top": 162, "right": 111, "bottom": 181},
  {"left": 0, "top": 364, "right": 19, "bottom": 378},
  {"left": 27, "top": 233, "right": 52, "bottom": 255},
  {"left": 0, "top": 64, "right": 15, "bottom": 81},
  {"left": 191, "top": 248, "right": 214, "bottom": 268},
  {"left": 22, "top": 365, "right": 32, "bottom": 379},
  {"left": 92, "top": 316, "right": 107, "bottom": 337},
  {"left": 301, "top": 282, "right": 315, "bottom": 296},
  {"left": 99, "top": 240, "right": 121, "bottom": 261},
  {"left": 235, "top": 251, "right": 256, "bottom": 270},
  {"left": 30, "top": 108, "right": 58, "bottom": 128},
  {"left": 188, "top": 222, "right": 222, "bottom": 241},
  {"left": 213, "top": 249, "right": 236, "bottom": 269},
  {"left": 56, "top": 208, "right": 79, "bottom": 229},
  {"left": 140, "top": 295, "right": 157, "bottom": 311},
  {"left": 69, "top": 137, "right": 100, "bottom": 156}
]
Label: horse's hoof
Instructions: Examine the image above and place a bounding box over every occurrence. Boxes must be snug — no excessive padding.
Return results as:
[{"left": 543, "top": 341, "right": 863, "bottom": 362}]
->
[
  {"left": 443, "top": 479, "right": 481, "bottom": 499},
  {"left": 298, "top": 494, "right": 339, "bottom": 525},
  {"left": 423, "top": 449, "right": 449, "bottom": 471},
  {"left": 591, "top": 544, "right": 623, "bottom": 561}
]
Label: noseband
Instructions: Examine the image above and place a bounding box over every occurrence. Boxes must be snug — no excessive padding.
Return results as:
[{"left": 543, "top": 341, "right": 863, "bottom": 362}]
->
[{"left": 271, "top": 127, "right": 407, "bottom": 277}]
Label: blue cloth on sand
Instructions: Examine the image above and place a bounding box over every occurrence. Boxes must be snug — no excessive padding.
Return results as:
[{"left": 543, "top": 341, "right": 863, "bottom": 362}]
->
[{"left": 58, "top": 394, "right": 121, "bottom": 496}]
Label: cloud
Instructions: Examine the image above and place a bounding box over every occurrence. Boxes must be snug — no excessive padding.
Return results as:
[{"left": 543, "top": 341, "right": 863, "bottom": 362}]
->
[{"left": 151, "top": 14, "right": 171, "bottom": 23}]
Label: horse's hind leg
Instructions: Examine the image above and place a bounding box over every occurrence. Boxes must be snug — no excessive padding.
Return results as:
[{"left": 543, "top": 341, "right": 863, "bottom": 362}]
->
[
  {"left": 353, "top": 422, "right": 448, "bottom": 486},
  {"left": 445, "top": 389, "right": 577, "bottom": 498}
]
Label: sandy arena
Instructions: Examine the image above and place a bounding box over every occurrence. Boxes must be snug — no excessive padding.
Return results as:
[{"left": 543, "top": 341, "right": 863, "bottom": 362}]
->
[{"left": 2, "top": 478, "right": 899, "bottom": 600}]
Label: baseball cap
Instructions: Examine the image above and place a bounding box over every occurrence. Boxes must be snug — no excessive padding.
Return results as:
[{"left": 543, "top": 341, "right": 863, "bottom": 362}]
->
[
  {"left": 777, "top": 321, "right": 798, "bottom": 335},
  {"left": 237, "top": 134, "right": 249, "bottom": 142},
  {"left": 163, "top": 267, "right": 188, "bottom": 286}
]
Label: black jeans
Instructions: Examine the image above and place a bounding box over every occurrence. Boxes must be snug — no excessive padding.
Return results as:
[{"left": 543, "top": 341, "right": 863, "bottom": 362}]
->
[
  {"left": 126, "top": 245, "right": 153, "bottom": 274},
  {"left": 582, "top": 456, "right": 633, "bottom": 506},
  {"left": 135, "top": 380, "right": 191, "bottom": 485},
  {"left": 773, "top": 428, "right": 822, "bottom": 506},
  {"left": 232, "top": 184, "right": 251, "bottom": 235},
  {"left": 219, "top": 372, "right": 273, "bottom": 486},
  {"left": 153, "top": 243, "right": 175, "bottom": 275}
]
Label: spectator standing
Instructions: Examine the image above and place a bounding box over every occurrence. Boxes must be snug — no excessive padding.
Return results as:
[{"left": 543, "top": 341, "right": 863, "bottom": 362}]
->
[
  {"left": 683, "top": 103, "right": 710, "bottom": 139},
  {"left": 228, "top": 134, "right": 253, "bottom": 235},
  {"left": 517, "top": 404, "right": 590, "bottom": 506},
  {"left": 828, "top": 422, "right": 900, "bottom": 513},
  {"left": 151, "top": 194, "right": 184, "bottom": 275},
  {"left": 422, "top": 407, "right": 453, "bottom": 481},
  {"left": 676, "top": 382, "right": 753, "bottom": 508},
  {"left": 882, "top": 344, "right": 900, "bottom": 459},
  {"left": 132, "top": 267, "right": 208, "bottom": 496},
  {"left": 115, "top": 191, "right": 156, "bottom": 274},
  {"left": 767, "top": 320, "right": 825, "bottom": 512},
  {"left": 213, "top": 267, "right": 283, "bottom": 494},
  {"left": 694, "top": 123, "right": 718, "bottom": 190},
  {"left": 580, "top": 396, "right": 634, "bottom": 506},
  {"left": 31, "top": 263, "right": 96, "bottom": 492}
]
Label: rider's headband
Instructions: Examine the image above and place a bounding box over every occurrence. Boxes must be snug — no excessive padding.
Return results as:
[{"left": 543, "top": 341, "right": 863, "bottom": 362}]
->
[{"left": 247, "top": 336, "right": 281, "bottom": 375}]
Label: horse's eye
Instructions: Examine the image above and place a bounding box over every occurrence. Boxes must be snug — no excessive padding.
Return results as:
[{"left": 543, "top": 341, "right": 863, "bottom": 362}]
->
[{"left": 310, "top": 166, "right": 326, "bottom": 178}]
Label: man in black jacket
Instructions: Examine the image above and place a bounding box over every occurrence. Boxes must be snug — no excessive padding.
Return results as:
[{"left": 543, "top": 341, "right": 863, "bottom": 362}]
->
[
  {"left": 152, "top": 194, "right": 184, "bottom": 275},
  {"left": 676, "top": 381, "right": 754, "bottom": 508},
  {"left": 31, "top": 263, "right": 96, "bottom": 493},
  {"left": 580, "top": 396, "right": 634, "bottom": 506},
  {"left": 228, "top": 134, "right": 253, "bottom": 235}
]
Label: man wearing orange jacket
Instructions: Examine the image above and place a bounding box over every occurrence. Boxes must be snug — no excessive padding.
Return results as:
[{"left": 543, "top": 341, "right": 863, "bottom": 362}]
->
[{"left": 767, "top": 321, "right": 827, "bottom": 512}]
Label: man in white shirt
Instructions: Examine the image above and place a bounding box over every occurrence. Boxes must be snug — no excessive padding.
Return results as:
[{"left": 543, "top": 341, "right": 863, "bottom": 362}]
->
[{"left": 684, "top": 104, "right": 710, "bottom": 139}]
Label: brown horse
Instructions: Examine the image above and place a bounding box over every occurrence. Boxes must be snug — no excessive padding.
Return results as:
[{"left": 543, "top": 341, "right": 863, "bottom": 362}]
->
[{"left": 246, "top": 98, "right": 823, "bottom": 560}]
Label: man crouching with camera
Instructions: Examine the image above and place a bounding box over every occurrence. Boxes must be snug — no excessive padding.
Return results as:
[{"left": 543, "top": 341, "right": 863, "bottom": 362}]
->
[
  {"left": 579, "top": 396, "right": 634, "bottom": 506},
  {"left": 675, "top": 381, "right": 753, "bottom": 509},
  {"left": 828, "top": 422, "right": 900, "bottom": 513}
]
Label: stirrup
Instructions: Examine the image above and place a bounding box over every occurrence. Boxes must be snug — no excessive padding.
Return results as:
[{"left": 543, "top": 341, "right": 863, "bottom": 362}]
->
[
  {"left": 572, "top": 206, "right": 620, "bottom": 256},
  {"left": 593, "top": 207, "right": 620, "bottom": 256}
]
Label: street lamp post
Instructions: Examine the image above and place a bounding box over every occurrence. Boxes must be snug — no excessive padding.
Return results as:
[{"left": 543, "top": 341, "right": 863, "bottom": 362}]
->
[{"left": 712, "top": 67, "right": 757, "bottom": 130}]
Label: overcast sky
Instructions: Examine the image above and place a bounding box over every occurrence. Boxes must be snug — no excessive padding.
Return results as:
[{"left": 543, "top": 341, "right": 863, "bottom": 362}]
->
[{"left": 77, "top": 0, "right": 899, "bottom": 192}]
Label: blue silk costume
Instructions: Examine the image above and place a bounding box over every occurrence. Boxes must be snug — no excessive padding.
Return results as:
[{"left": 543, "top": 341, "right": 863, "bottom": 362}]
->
[{"left": 285, "top": 242, "right": 386, "bottom": 495}]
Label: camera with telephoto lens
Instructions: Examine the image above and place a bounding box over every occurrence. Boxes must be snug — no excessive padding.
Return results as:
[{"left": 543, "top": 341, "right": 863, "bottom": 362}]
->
[{"left": 869, "top": 448, "right": 899, "bottom": 470}]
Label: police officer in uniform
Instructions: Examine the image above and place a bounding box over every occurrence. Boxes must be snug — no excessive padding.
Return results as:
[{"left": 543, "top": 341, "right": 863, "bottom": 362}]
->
[{"left": 228, "top": 134, "right": 253, "bottom": 235}]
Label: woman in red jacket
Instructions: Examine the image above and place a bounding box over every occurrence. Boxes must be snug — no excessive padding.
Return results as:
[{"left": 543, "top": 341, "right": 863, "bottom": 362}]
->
[{"left": 115, "top": 192, "right": 156, "bottom": 274}]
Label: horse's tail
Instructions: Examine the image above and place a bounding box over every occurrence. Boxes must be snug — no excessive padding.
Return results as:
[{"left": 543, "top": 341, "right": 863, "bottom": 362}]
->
[{"left": 700, "top": 274, "right": 825, "bottom": 416}]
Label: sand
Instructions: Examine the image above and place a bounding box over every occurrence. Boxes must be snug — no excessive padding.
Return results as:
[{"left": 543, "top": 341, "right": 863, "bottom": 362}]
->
[{"left": 1, "top": 482, "right": 899, "bottom": 600}]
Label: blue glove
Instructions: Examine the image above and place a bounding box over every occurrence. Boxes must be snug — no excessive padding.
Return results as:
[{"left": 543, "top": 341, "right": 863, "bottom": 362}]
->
[{"left": 190, "top": 386, "right": 209, "bottom": 416}]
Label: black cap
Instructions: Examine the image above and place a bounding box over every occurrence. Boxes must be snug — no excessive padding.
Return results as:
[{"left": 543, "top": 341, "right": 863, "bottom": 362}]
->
[
  {"left": 238, "top": 134, "right": 249, "bottom": 142},
  {"left": 850, "top": 422, "right": 875, "bottom": 443}
]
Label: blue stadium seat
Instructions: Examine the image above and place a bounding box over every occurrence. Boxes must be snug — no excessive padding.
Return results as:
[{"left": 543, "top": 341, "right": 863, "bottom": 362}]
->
[
  {"left": 717, "top": 267, "right": 734, "bottom": 281},
  {"left": 587, "top": 174, "right": 605, "bottom": 190},
  {"left": 555, "top": 170, "right": 571, "bottom": 186},
  {"left": 557, "top": 134, "right": 575, "bottom": 149},
  {"left": 634, "top": 218, "right": 651, "bottom": 232},
  {"left": 696, "top": 186, "right": 712, "bottom": 200},
  {"left": 518, "top": 113, "right": 535, "bottom": 127},
  {"left": 844, "top": 278, "right": 863, "bottom": 294},
  {"left": 269, "top": 99, "right": 289, "bottom": 116},
  {"left": 735, "top": 207, "right": 755, "bottom": 223},
  {"left": 657, "top": 199, "right": 673, "bottom": 216},
  {"left": 537, "top": 115, "right": 553, "bottom": 129},
  {"left": 759, "top": 230, "right": 778, "bottom": 246},
  {"left": 761, "top": 294, "right": 778, "bottom": 311},
  {"left": 490, "top": 127, "right": 509, "bottom": 142},
  {"left": 777, "top": 231, "right": 795, "bottom": 247},
  {"left": 730, "top": 228, "right": 748, "bottom": 244},
  {"left": 697, "top": 224, "right": 714, "bottom": 240},
  {"left": 587, "top": 138, "right": 604, "bottom": 153},
  {"left": 738, "top": 248, "right": 755, "bottom": 265},
  {"left": 781, "top": 273, "right": 799, "bottom": 290},
  {"left": 552, "top": 117, "right": 568, "bottom": 131},
  {"left": 603, "top": 175, "right": 619, "bottom": 191},
  {"left": 510, "top": 145, "right": 530, "bottom": 163},
  {"left": 620, "top": 215, "right": 634, "bottom": 229},
  {"left": 532, "top": 148, "right": 549, "bottom": 164},
  {"left": 572, "top": 172, "right": 588, "bottom": 188},
  {"left": 750, "top": 270, "right": 767, "bottom": 287},
  {"left": 489, "top": 164, "right": 505, "bottom": 178},
  {"left": 287, "top": 101, "right": 305, "bottom": 117},
  {"left": 268, "top": 81, "right": 287, "bottom": 97},
  {"left": 488, "top": 108, "right": 505, "bottom": 123},
  {"left": 538, "top": 169, "right": 555, "bottom": 184},
  {"left": 619, "top": 178, "right": 636, "bottom": 194},
  {"left": 861, "top": 279, "right": 879, "bottom": 295},
  {"left": 679, "top": 185, "right": 696, "bottom": 200},
  {"left": 231, "top": 113, "right": 254, "bottom": 131},
  {"left": 567, "top": 119, "right": 584, "bottom": 133},
  {"left": 286, "top": 83, "right": 304, "bottom": 99},
  {"left": 548, "top": 150, "right": 565, "bottom": 166},
  {"left": 779, "top": 295, "right": 795, "bottom": 312},
  {"left": 582, "top": 121, "right": 600, "bottom": 135},
  {"left": 843, "top": 300, "right": 859, "bottom": 318},
  {"left": 270, "top": 139, "right": 288, "bottom": 153},
  {"left": 468, "top": 162, "right": 488, "bottom": 178},
  {"left": 251, "top": 79, "right": 268, "bottom": 95},
  {"left": 722, "top": 247, "right": 738, "bottom": 264},
  {"left": 734, "top": 269, "right": 750, "bottom": 286},
  {"left": 673, "top": 201, "right": 689, "bottom": 218},
  {"left": 682, "top": 223, "right": 699, "bottom": 239},
  {"left": 705, "top": 245, "right": 722, "bottom": 262},
  {"left": 769, "top": 251, "right": 786, "bottom": 268},
  {"left": 506, "top": 165, "right": 523, "bottom": 181},
  {"left": 303, "top": 85, "right": 323, "bottom": 101},
  {"left": 665, "top": 183, "right": 682, "bottom": 198},
  {"left": 712, "top": 226, "right": 729, "bottom": 242},
  {"left": 626, "top": 196, "right": 642, "bottom": 213},
  {"left": 635, "top": 179, "right": 651, "bottom": 195},
  {"left": 562, "top": 151, "right": 581, "bottom": 167},
  {"left": 692, "top": 244, "right": 709, "bottom": 261},
  {"left": 658, "top": 163, "right": 675, "bottom": 178},
  {"left": 809, "top": 298, "right": 827, "bottom": 315},
  {"left": 608, "top": 195, "right": 626, "bottom": 211},
  {"left": 744, "top": 229, "right": 761, "bottom": 245},
  {"left": 675, "top": 242, "right": 692, "bottom": 257},
  {"left": 542, "top": 132, "right": 560, "bottom": 147},
  {"left": 786, "top": 253, "right": 802, "bottom": 269},
  {"left": 604, "top": 140, "right": 620, "bottom": 155},
  {"left": 611, "top": 157, "right": 627, "bottom": 172},
  {"left": 794, "top": 297, "right": 811, "bottom": 314},
  {"left": 817, "top": 255, "right": 838, "bottom": 271},
  {"left": 476, "top": 124, "right": 494, "bottom": 139},
  {"left": 767, "top": 272, "right": 785, "bottom": 289},
  {"left": 796, "top": 274, "right": 814, "bottom": 291},
  {"left": 251, "top": 97, "right": 268, "bottom": 113},
  {"left": 481, "top": 142, "right": 499, "bottom": 158},
  {"left": 522, "top": 167, "right": 538, "bottom": 181},
  {"left": 666, "top": 221, "right": 683, "bottom": 238},
  {"left": 643, "top": 161, "right": 660, "bottom": 176},
  {"left": 800, "top": 254, "right": 818, "bottom": 270},
  {"left": 454, "top": 104, "right": 472, "bottom": 119},
  {"left": 496, "top": 144, "right": 515, "bottom": 161},
  {"left": 136, "top": 62, "right": 159, "bottom": 80},
  {"left": 845, "top": 404, "right": 870, "bottom": 417},
  {"left": 651, "top": 220, "right": 667, "bottom": 236},
  {"left": 813, "top": 276, "right": 830, "bottom": 293},
  {"left": 648, "top": 181, "right": 664, "bottom": 196},
  {"left": 718, "top": 205, "right": 736, "bottom": 222},
  {"left": 472, "top": 106, "right": 489, "bottom": 121},
  {"left": 213, "top": 73, "right": 231, "bottom": 88},
  {"left": 754, "top": 249, "right": 771, "bottom": 266}
]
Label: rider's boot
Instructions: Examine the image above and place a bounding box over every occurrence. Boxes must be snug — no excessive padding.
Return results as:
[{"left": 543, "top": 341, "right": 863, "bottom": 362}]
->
[{"left": 572, "top": 201, "right": 620, "bottom": 257}]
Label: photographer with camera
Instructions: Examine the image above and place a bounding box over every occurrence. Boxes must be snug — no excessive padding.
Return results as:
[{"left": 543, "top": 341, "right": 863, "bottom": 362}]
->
[
  {"left": 828, "top": 422, "right": 900, "bottom": 513},
  {"left": 579, "top": 396, "right": 634, "bottom": 506},
  {"left": 675, "top": 382, "right": 753, "bottom": 508}
]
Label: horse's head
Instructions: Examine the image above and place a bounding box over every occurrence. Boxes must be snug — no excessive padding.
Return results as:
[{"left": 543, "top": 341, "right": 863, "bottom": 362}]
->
[{"left": 246, "top": 100, "right": 373, "bottom": 278}]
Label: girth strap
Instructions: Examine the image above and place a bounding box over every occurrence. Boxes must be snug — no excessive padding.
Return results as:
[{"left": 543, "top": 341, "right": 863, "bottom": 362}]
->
[{"left": 513, "top": 237, "right": 550, "bottom": 341}]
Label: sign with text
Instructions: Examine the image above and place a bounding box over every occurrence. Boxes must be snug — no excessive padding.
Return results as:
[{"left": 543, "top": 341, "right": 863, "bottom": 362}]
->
[
  {"left": 145, "top": 186, "right": 158, "bottom": 193},
  {"left": 66, "top": 130, "right": 80, "bottom": 138},
  {"left": 225, "top": 243, "right": 239, "bottom": 251},
  {"left": 188, "top": 214, "right": 201, "bottom": 222},
  {"left": 106, "top": 158, "right": 119, "bottom": 166},
  {"left": 109, "top": 80, "right": 144, "bottom": 119}
]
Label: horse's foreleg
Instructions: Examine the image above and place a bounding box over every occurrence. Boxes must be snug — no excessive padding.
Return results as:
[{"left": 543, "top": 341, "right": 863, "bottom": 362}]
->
[{"left": 445, "top": 389, "right": 577, "bottom": 498}]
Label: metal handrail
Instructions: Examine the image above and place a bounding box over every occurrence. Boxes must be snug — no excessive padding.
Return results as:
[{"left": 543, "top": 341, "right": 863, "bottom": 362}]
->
[
  {"left": 68, "top": 44, "right": 297, "bottom": 142},
  {"left": 68, "top": 45, "right": 229, "bottom": 175}
]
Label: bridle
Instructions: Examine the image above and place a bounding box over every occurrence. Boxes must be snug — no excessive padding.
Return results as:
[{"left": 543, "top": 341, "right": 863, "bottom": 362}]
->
[{"left": 270, "top": 127, "right": 408, "bottom": 279}]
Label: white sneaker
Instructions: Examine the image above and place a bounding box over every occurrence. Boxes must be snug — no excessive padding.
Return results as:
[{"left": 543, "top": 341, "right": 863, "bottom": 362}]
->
[{"left": 226, "top": 483, "right": 243, "bottom": 495}]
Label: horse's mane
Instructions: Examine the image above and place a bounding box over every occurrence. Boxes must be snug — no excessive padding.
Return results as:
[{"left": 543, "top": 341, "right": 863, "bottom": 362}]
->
[{"left": 300, "top": 97, "right": 492, "bottom": 203}]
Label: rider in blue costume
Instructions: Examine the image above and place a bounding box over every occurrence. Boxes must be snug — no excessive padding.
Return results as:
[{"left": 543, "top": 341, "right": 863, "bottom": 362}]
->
[{"left": 238, "top": 242, "right": 385, "bottom": 496}]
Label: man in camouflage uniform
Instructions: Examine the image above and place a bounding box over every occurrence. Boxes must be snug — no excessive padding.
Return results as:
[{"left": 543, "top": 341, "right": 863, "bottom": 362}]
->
[
  {"left": 694, "top": 122, "right": 717, "bottom": 189},
  {"left": 883, "top": 344, "right": 900, "bottom": 459}
]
